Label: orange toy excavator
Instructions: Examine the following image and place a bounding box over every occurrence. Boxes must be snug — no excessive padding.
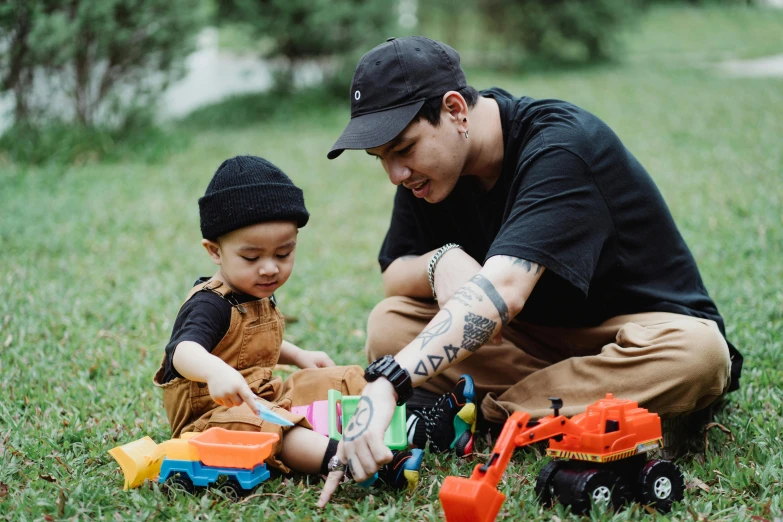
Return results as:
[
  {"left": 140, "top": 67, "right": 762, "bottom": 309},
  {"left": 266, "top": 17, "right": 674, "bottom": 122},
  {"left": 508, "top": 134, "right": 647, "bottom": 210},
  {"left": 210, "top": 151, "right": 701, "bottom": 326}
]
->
[{"left": 439, "top": 395, "right": 684, "bottom": 521}]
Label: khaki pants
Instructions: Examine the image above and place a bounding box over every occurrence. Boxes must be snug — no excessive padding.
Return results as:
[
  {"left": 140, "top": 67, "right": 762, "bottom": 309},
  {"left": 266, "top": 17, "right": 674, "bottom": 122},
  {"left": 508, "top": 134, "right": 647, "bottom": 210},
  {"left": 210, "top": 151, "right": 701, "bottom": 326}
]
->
[{"left": 366, "top": 297, "right": 732, "bottom": 424}]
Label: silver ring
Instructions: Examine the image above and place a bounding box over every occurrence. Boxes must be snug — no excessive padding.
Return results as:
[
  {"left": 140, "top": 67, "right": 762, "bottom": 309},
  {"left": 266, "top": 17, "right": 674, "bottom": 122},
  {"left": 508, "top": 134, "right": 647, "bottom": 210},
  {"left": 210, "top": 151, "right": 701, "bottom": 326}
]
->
[{"left": 327, "top": 455, "right": 346, "bottom": 473}]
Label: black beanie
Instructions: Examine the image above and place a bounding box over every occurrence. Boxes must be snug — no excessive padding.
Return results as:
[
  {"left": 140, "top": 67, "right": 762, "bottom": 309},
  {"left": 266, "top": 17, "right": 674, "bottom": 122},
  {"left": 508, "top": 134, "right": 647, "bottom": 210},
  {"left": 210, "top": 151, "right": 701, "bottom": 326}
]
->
[{"left": 199, "top": 156, "right": 309, "bottom": 241}]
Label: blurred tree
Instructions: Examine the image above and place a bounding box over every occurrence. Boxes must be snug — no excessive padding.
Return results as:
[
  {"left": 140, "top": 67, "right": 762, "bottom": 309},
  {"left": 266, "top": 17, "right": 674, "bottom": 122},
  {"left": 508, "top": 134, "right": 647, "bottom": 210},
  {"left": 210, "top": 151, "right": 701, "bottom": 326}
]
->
[
  {"left": 477, "top": 0, "right": 641, "bottom": 64},
  {"left": 0, "top": 0, "right": 206, "bottom": 127},
  {"left": 215, "top": 0, "right": 395, "bottom": 93}
]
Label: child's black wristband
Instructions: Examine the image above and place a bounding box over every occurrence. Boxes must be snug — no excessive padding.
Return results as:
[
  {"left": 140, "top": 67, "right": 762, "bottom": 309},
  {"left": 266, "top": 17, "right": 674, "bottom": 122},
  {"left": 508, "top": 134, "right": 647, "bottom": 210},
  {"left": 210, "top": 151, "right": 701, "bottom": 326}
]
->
[{"left": 319, "top": 438, "right": 340, "bottom": 475}]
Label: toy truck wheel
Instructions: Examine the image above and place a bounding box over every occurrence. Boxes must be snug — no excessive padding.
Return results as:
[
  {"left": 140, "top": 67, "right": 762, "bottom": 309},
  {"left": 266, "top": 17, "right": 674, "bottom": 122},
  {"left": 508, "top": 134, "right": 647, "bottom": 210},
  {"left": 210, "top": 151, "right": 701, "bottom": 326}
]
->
[
  {"left": 636, "top": 459, "right": 684, "bottom": 512},
  {"left": 216, "top": 477, "right": 248, "bottom": 501},
  {"left": 164, "top": 473, "right": 195, "bottom": 496},
  {"left": 570, "top": 469, "right": 627, "bottom": 514},
  {"left": 534, "top": 460, "right": 565, "bottom": 507}
]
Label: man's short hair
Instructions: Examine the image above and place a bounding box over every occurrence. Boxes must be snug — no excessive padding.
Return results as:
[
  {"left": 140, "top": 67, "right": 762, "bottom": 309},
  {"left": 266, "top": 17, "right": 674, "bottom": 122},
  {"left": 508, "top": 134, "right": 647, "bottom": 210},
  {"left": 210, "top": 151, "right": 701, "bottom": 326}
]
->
[{"left": 412, "top": 86, "right": 481, "bottom": 127}]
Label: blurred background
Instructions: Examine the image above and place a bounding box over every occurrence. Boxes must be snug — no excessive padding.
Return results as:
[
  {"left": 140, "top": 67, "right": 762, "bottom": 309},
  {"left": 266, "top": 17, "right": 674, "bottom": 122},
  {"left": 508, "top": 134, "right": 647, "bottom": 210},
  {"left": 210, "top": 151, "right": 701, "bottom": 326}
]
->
[{"left": 1, "top": 1, "right": 782, "bottom": 520}]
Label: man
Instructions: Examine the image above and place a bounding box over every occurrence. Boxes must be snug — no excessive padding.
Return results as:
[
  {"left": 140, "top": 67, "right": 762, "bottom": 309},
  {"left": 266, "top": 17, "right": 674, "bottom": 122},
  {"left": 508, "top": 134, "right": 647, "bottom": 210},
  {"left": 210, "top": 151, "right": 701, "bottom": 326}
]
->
[{"left": 317, "top": 36, "right": 742, "bottom": 504}]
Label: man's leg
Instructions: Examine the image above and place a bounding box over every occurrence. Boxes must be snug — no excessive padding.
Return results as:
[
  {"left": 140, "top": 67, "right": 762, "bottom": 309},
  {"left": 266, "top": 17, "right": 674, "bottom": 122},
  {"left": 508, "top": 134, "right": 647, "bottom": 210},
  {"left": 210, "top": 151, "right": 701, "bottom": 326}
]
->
[
  {"left": 365, "top": 296, "right": 557, "bottom": 407},
  {"left": 481, "top": 312, "right": 732, "bottom": 424}
]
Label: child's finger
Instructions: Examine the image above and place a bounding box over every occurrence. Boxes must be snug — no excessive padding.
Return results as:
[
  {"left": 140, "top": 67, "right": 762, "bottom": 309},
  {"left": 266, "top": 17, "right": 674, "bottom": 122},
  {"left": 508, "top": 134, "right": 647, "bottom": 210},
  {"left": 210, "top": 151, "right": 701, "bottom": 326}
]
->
[
  {"left": 241, "top": 388, "right": 260, "bottom": 415},
  {"left": 316, "top": 469, "right": 344, "bottom": 508}
]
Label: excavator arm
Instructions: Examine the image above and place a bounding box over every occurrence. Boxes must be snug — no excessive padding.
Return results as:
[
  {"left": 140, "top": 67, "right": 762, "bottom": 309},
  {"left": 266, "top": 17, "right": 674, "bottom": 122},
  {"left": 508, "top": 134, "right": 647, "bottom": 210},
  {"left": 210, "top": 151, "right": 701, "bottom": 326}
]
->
[{"left": 440, "top": 399, "right": 586, "bottom": 522}]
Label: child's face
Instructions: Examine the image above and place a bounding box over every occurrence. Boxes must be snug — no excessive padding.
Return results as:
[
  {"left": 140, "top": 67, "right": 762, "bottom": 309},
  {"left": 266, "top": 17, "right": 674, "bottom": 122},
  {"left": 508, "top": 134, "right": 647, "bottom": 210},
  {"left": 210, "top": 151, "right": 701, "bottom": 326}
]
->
[{"left": 203, "top": 221, "right": 298, "bottom": 299}]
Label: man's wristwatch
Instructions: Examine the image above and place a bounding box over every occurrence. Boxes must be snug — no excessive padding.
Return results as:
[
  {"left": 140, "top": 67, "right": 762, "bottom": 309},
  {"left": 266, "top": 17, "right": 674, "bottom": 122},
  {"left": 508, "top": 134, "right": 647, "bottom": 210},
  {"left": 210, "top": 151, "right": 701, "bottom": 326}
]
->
[{"left": 364, "top": 355, "right": 413, "bottom": 406}]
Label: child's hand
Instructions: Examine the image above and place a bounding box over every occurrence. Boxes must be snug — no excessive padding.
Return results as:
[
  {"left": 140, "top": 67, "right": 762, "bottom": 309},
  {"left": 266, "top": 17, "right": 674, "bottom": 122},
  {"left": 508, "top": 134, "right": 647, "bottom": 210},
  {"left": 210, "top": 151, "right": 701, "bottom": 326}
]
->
[
  {"left": 206, "top": 364, "right": 260, "bottom": 415},
  {"left": 296, "top": 350, "right": 336, "bottom": 369}
]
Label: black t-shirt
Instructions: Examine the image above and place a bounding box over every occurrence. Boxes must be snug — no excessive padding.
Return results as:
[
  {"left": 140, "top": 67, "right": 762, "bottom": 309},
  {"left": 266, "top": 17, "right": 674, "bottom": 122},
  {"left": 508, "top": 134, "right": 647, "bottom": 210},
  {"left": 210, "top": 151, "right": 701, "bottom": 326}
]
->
[
  {"left": 159, "top": 278, "right": 266, "bottom": 384},
  {"left": 379, "top": 87, "right": 742, "bottom": 390}
]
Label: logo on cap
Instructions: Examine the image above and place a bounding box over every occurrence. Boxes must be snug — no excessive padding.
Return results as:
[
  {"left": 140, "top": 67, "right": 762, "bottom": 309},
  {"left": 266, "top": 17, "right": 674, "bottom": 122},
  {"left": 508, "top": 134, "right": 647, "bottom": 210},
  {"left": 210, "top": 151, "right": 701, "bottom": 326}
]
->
[{"left": 354, "top": 90, "right": 361, "bottom": 101}]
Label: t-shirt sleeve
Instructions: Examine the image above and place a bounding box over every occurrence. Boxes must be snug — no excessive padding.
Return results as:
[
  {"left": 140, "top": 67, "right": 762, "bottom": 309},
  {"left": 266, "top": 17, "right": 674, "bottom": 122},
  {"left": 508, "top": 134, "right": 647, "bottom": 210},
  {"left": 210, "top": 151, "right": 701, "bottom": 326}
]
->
[
  {"left": 486, "top": 147, "right": 615, "bottom": 295},
  {"left": 163, "top": 293, "right": 231, "bottom": 380},
  {"left": 378, "top": 185, "right": 439, "bottom": 272}
]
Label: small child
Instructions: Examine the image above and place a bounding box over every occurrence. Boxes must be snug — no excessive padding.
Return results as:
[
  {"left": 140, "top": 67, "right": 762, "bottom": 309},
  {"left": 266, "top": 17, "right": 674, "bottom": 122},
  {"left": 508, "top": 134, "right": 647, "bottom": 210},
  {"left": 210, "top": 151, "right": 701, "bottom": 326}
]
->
[{"left": 153, "top": 155, "right": 420, "bottom": 485}]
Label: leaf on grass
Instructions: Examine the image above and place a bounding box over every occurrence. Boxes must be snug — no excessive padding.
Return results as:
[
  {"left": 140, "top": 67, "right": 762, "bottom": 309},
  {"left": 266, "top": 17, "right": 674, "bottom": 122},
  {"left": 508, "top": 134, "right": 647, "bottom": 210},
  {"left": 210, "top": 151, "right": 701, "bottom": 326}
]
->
[
  {"left": 686, "top": 477, "right": 710, "bottom": 493},
  {"left": 44, "top": 515, "right": 54, "bottom": 522},
  {"left": 704, "top": 422, "right": 734, "bottom": 454},
  {"left": 238, "top": 492, "right": 284, "bottom": 504},
  {"left": 750, "top": 517, "right": 771, "bottom": 522},
  {"left": 39, "top": 474, "right": 58, "bottom": 483},
  {"left": 0, "top": 482, "right": 8, "bottom": 498},
  {"left": 56, "top": 489, "right": 66, "bottom": 517},
  {"left": 3, "top": 334, "right": 11, "bottom": 347},
  {"left": 705, "top": 422, "right": 734, "bottom": 439},
  {"left": 55, "top": 456, "right": 73, "bottom": 473}
]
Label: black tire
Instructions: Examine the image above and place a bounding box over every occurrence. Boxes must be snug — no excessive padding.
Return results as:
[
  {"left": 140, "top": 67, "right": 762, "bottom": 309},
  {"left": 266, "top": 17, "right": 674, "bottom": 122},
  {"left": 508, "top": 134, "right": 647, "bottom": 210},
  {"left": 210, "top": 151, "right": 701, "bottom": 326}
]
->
[
  {"left": 215, "top": 477, "right": 248, "bottom": 501},
  {"left": 534, "top": 460, "right": 565, "bottom": 507},
  {"left": 164, "top": 473, "right": 195, "bottom": 496},
  {"left": 570, "top": 469, "right": 627, "bottom": 514},
  {"left": 636, "top": 459, "right": 684, "bottom": 513}
]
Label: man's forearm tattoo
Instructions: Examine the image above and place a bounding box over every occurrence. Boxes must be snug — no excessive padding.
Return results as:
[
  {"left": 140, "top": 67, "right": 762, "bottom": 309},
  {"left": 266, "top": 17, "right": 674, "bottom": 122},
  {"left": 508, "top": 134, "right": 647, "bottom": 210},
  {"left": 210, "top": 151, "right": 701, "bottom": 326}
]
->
[
  {"left": 469, "top": 274, "right": 509, "bottom": 326},
  {"left": 443, "top": 343, "right": 460, "bottom": 362},
  {"left": 461, "top": 312, "right": 497, "bottom": 352},
  {"left": 343, "top": 396, "right": 373, "bottom": 441},
  {"left": 415, "top": 309, "right": 452, "bottom": 350},
  {"left": 451, "top": 286, "right": 484, "bottom": 307},
  {"left": 414, "top": 353, "right": 446, "bottom": 378}
]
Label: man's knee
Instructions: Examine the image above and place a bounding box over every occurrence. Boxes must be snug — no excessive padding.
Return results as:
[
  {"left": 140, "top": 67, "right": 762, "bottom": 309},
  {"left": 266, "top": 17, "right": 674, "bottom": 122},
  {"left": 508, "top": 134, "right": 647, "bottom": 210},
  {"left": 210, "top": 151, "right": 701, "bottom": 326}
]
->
[
  {"left": 676, "top": 319, "right": 731, "bottom": 396},
  {"left": 365, "top": 296, "right": 423, "bottom": 362}
]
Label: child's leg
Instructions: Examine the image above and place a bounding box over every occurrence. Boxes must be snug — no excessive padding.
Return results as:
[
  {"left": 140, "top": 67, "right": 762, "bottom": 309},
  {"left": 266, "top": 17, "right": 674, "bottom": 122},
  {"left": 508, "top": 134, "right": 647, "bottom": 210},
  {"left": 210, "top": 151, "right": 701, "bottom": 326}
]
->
[{"left": 278, "top": 426, "right": 335, "bottom": 474}]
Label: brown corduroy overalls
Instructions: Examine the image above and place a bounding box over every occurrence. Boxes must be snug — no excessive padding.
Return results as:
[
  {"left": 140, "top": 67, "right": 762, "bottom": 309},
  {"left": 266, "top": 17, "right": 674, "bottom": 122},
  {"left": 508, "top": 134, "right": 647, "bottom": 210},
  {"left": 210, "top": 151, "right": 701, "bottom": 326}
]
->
[{"left": 153, "top": 279, "right": 366, "bottom": 472}]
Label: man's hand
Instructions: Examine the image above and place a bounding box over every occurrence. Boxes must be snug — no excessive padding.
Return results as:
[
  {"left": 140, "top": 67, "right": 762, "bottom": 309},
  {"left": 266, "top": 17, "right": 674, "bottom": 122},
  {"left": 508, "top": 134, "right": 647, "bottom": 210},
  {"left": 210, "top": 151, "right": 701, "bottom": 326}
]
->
[
  {"left": 296, "top": 350, "right": 336, "bottom": 369},
  {"left": 433, "top": 248, "right": 482, "bottom": 308},
  {"left": 317, "top": 457, "right": 345, "bottom": 508},
  {"left": 316, "top": 380, "right": 396, "bottom": 506},
  {"left": 340, "top": 379, "right": 396, "bottom": 477},
  {"left": 206, "top": 364, "right": 260, "bottom": 415}
]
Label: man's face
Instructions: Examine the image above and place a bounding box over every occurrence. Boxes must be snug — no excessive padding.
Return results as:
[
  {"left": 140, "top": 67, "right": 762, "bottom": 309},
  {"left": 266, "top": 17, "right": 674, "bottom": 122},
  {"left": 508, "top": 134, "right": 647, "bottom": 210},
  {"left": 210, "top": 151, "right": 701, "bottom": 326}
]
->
[
  {"left": 366, "top": 115, "right": 466, "bottom": 204},
  {"left": 203, "top": 221, "right": 298, "bottom": 299}
]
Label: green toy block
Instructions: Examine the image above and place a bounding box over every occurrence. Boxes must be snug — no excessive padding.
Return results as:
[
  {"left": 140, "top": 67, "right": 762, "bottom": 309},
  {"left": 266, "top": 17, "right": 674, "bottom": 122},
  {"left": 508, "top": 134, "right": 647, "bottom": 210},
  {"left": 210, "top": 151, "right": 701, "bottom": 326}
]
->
[{"left": 327, "top": 389, "right": 408, "bottom": 450}]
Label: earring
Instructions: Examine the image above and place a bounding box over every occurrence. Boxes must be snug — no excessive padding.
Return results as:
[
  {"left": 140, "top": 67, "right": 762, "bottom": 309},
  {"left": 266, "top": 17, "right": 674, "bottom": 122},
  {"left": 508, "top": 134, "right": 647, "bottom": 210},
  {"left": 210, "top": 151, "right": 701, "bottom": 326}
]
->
[{"left": 464, "top": 129, "right": 469, "bottom": 139}]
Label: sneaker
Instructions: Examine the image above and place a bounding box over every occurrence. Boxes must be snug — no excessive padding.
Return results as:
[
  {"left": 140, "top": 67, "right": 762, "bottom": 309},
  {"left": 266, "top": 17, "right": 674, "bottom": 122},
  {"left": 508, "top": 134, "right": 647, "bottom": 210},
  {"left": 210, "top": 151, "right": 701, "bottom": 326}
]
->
[
  {"left": 423, "top": 374, "right": 477, "bottom": 456},
  {"left": 377, "top": 448, "right": 424, "bottom": 491}
]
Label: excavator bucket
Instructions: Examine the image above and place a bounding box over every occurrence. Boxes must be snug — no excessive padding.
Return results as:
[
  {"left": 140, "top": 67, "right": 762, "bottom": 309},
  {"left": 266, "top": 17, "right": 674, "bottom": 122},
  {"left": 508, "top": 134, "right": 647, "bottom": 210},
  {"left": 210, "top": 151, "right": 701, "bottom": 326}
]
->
[
  {"left": 440, "top": 475, "right": 506, "bottom": 522},
  {"left": 108, "top": 437, "right": 163, "bottom": 490}
]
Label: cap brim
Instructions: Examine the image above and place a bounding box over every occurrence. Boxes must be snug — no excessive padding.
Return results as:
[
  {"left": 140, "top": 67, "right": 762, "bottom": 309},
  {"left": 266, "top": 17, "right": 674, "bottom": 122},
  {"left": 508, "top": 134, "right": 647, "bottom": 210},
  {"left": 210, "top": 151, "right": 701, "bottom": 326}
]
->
[{"left": 327, "top": 100, "right": 426, "bottom": 160}]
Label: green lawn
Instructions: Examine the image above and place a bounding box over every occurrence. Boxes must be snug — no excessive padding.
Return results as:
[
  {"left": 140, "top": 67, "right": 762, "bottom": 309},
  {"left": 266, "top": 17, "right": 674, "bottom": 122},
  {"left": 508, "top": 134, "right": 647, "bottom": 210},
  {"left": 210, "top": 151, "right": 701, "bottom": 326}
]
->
[{"left": 1, "top": 5, "right": 782, "bottom": 521}]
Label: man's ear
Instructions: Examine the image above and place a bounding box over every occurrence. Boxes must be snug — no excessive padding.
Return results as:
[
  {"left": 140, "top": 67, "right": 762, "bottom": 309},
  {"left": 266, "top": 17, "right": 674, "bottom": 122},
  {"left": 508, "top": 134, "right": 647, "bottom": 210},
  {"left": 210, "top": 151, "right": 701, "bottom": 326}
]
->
[
  {"left": 202, "top": 239, "right": 222, "bottom": 265},
  {"left": 442, "top": 91, "right": 468, "bottom": 130}
]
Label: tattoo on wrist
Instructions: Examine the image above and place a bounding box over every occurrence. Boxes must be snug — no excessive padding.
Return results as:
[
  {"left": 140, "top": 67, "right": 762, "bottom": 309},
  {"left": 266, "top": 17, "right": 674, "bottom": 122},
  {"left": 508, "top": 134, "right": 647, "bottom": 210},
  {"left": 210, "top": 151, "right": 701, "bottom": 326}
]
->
[
  {"left": 415, "top": 309, "right": 452, "bottom": 350},
  {"left": 469, "top": 274, "right": 509, "bottom": 326},
  {"left": 461, "top": 312, "right": 497, "bottom": 352},
  {"left": 451, "top": 286, "right": 484, "bottom": 307},
  {"left": 414, "top": 360, "right": 429, "bottom": 377},
  {"left": 343, "top": 396, "right": 373, "bottom": 441}
]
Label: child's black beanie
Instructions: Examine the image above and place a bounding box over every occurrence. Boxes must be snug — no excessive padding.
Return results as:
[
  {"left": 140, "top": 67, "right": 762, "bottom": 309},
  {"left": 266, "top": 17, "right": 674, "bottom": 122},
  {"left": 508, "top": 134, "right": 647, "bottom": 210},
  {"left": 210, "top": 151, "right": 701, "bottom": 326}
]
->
[{"left": 199, "top": 155, "right": 309, "bottom": 240}]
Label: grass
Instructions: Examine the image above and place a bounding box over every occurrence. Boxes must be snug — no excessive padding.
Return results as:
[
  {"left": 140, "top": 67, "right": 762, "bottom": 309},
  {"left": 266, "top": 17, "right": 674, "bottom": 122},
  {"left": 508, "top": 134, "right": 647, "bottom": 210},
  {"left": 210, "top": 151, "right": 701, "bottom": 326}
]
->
[{"left": 1, "top": 4, "right": 782, "bottom": 521}]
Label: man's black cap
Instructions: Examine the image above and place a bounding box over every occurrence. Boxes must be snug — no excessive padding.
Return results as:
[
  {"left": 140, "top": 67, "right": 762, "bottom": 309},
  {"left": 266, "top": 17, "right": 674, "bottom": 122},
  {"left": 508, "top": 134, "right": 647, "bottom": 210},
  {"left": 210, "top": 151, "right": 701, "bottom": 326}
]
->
[{"left": 327, "top": 36, "right": 466, "bottom": 160}]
